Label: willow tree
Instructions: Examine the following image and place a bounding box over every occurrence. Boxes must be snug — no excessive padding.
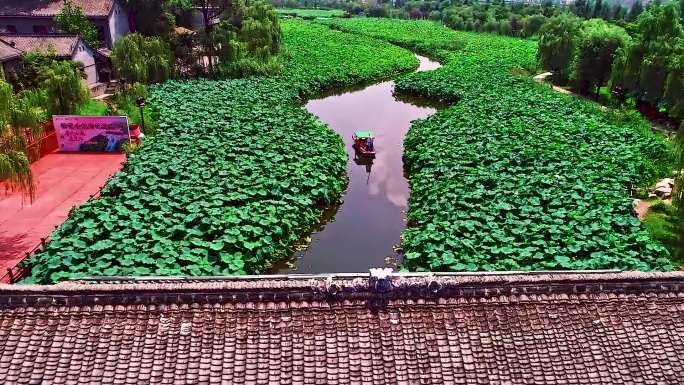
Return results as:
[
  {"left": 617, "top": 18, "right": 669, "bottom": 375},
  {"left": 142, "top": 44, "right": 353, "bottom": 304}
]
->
[
  {"left": 112, "top": 33, "right": 172, "bottom": 84},
  {"left": 0, "top": 80, "right": 43, "bottom": 201},
  {"left": 238, "top": 0, "right": 281, "bottom": 58},
  {"left": 575, "top": 19, "right": 630, "bottom": 97},
  {"left": 611, "top": 3, "right": 684, "bottom": 119},
  {"left": 537, "top": 14, "right": 582, "bottom": 84},
  {"left": 41, "top": 61, "right": 89, "bottom": 115},
  {"left": 212, "top": 0, "right": 282, "bottom": 77}
]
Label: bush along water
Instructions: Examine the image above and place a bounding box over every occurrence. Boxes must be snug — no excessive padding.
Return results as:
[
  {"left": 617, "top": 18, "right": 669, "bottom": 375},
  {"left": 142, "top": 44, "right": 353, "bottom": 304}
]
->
[
  {"left": 328, "top": 18, "right": 675, "bottom": 272},
  {"left": 23, "top": 20, "right": 417, "bottom": 283}
]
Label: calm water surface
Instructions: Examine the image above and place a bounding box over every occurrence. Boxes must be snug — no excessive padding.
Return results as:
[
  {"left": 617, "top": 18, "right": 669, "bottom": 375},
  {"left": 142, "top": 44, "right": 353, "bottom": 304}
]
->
[{"left": 276, "top": 55, "right": 441, "bottom": 273}]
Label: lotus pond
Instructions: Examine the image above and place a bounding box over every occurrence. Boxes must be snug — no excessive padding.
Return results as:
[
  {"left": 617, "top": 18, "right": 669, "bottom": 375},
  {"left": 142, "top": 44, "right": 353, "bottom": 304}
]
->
[
  {"left": 23, "top": 18, "right": 675, "bottom": 283},
  {"left": 327, "top": 18, "right": 675, "bottom": 272},
  {"left": 23, "top": 20, "right": 417, "bottom": 283}
]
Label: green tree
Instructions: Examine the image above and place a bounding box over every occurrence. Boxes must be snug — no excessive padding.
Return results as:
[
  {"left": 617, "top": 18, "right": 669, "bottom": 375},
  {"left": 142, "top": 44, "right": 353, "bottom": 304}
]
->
[
  {"left": 673, "top": 114, "right": 684, "bottom": 259},
  {"left": 53, "top": 0, "right": 101, "bottom": 48},
  {"left": 575, "top": 19, "right": 630, "bottom": 97},
  {"left": 211, "top": 0, "right": 282, "bottom": 77},
  {"left": 573, "top": 0, "right": 590, "bottom": 18},
  {"left": 629, "top": 0, "right": 644, "bottom": 21},
  {"left": 592, "top": 0, "right": 603, "bottom": 18},
  {"left": 611, "top": 3, "right": 684, "bottom": 119},
  {"left": 192, "top": 0, "right": 232, "bottom": 73},
  {"left": 112, "top": 34, "right": 172, "bottom": 83},
  {"left": 122, "top": 0, "right": 181, "bottom": 36},
  {"left": 537, "top": 14, "right": 582, "bottom": 84},
  {"left": 7, "top": 52, "right": 58, "bottom": 91},
  {"left": 0, "top": 80, "right": 45, "bottom": 201},
  {"left": 41, "top": 61, "right": 89, "bottom": 115},
  {"left": 522, "top": 14, "right": 546, "bottom": 37}
]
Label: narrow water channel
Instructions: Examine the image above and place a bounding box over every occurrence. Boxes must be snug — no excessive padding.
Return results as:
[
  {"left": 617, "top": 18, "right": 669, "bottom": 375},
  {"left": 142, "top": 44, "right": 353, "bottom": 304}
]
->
[{"left": 276, "top": 55, "right": 441, "bottom": 273}]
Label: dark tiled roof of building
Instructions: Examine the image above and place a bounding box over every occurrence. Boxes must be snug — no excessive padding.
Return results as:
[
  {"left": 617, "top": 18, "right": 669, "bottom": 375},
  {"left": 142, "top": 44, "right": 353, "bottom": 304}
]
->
[
  {"left": 0, "top": 35, "right": 79, "bottom": 58},
  {"left": 0, "top": 0, "right": 115, "bottom": 18},
  {"left": 0, "top": 39, "right": 22, "bottom": 61},
  {"left": 1, "top": 271, "right": 684, "bottom": 384}
]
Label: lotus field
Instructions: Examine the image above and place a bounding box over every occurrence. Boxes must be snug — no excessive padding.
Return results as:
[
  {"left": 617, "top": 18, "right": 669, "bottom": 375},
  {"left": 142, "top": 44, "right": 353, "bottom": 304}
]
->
[
  {"left": 24, "top": 18, "right": 675, "bottom": 283},
  {"left": 328, "top": 18, "right": 674, "bottom": 271},
  {"left": 23, "top": 21, "right": 416, "bottom": 283}
]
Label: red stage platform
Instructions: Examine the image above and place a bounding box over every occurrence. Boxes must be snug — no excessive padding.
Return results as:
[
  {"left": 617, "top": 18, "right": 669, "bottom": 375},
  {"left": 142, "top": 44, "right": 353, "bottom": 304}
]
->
[{"left": 0, "top": 153, "right": 125, "bottom": 277}]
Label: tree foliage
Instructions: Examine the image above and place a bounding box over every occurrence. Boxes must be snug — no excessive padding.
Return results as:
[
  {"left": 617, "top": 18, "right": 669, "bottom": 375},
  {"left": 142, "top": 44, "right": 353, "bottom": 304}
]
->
[
  {"left": 537, "top": 14, "right": 582, "bottom": 84},
  {"left": 521, "top": 14, "right": 547, "bottom": 37},
  {"left": 676, "top": 125, "right": 684, "bottom": 259},
  {"left": 121, "top": 0, "right": 182, "bottom": 36},
  {"left": 629, "top": 0, "right": 644, "bottom": 21},
  {"left": 7, "top": 52, "right": 58, "bottom": 91},
  {"left": 53, "top": 0, "right": 101, "bottom": 48},
  {"left": 112, "top": 33, "right": 173, "bottom": 84},
  {"left": 41, "top": 61, "right": 90, "bottom": 115},
  {"left": 575, "top": 19, "right": 630, "bottom": 96},
  {"left": 178, "top": 0, "right": 281, "bottom": 77},
  {"left": 611, "top": 2, "right": 684, "bottom": 119},
  {"left": 0, "top": 80, "right": 45, "bottom": 201}
]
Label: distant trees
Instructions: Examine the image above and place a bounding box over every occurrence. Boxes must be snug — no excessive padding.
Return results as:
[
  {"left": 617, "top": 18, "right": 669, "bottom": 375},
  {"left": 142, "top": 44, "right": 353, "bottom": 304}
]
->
[
  {"left": 537, "top": 14, "right": 581, "bottom": 84},
  {"left": 53, "top": 0, "right": 101, "bottom": 48},
  {"left": 535, "top": 2, "right": 683, "bottom": 121},
  {"left": 574, "top": 19, "right": 630, "bottom": 97}
]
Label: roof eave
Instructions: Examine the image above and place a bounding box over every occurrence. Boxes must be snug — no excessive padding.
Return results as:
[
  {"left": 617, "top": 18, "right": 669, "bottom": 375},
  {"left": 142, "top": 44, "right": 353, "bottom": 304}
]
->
[{"left": 0, "top": 14, "right": 110, "bottom": 19}]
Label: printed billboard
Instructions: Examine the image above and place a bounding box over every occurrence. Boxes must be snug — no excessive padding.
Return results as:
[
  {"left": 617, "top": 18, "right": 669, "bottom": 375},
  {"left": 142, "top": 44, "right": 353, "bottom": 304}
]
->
[{"left": 53, "top": 115, "right": 130, "bottom": 152}]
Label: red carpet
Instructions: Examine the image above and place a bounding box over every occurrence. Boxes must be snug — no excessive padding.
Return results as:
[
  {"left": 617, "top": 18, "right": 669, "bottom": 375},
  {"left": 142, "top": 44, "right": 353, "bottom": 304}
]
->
[{"left": 0, "top": 153, "right": 125, "bottom": 271}]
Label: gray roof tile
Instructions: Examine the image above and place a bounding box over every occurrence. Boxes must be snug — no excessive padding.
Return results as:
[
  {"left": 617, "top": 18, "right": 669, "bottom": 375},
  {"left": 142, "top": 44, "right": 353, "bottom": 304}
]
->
[
  {"left": 0, "top": 0, "right": 115, "bottom": 18},
  {"left": 0, "top": 34, "right": 79, "bottom": 57},
  {"left": 0, "top": 271, "right": 683, "bottom": 384}
]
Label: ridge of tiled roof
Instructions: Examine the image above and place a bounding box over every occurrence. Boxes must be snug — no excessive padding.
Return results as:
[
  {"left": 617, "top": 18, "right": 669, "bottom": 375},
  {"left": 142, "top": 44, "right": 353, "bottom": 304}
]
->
[
  {"left": 2, "top": 270, "right": 684, "bottom": 307},
  {"left": 0, "top": 34, "right": 80, "bottom": 57},
  {"left": 2, "top": 271, "right": 684, "bottom": 384},
  {"left": 0, "top": 0, "right": 115, "bottom": 18}
]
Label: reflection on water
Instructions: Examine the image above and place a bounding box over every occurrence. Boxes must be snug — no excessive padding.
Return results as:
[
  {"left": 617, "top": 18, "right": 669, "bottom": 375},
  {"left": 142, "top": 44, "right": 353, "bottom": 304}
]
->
[{"left": 275, "top": 55, "right": 441, "bottom": 274}]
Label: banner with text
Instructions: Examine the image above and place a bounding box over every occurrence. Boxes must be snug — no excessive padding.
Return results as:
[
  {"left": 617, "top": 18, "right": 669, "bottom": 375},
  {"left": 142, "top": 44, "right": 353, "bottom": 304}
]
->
[{"left": 53, "top": 115, "right": 130, "bottom": 152}]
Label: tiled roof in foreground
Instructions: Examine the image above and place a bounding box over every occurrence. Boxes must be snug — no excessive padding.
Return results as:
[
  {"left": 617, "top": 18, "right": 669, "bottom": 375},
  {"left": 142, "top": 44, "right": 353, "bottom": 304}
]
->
[{"left": 2, "top": 271, "right": 684, "bottom": 384}]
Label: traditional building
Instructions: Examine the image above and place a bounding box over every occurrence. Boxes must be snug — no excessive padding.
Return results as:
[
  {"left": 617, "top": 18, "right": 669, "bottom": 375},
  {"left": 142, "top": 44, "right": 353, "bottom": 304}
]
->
[
  {"left": 0, "top": 39, "right": 22, "bottom": 80},
  {"left": 0, "top": 35, "right": 98, "bottom": 85},
  {"left": 0, "top": 0, "right": 131, "bottom": 49},
  {"left": 0, "top": 270, "right": 683, "bottom": 384}
]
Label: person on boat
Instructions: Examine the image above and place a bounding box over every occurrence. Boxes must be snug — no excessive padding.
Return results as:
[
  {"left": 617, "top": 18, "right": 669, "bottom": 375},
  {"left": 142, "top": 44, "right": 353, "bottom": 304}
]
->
[{"left": 366, "top": 137, "right": 374, "bottom": 151}]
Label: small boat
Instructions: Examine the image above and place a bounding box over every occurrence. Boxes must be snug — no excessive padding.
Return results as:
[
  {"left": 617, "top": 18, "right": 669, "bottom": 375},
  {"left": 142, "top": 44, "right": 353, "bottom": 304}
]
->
[{"left": 352, "top": 131, "right": 376, "bottom": 158}]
